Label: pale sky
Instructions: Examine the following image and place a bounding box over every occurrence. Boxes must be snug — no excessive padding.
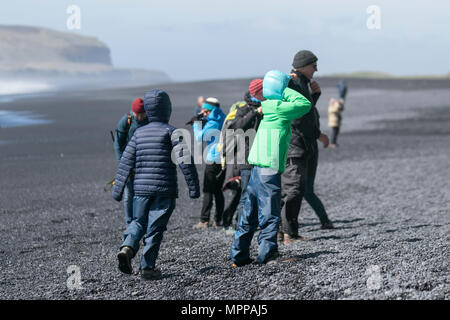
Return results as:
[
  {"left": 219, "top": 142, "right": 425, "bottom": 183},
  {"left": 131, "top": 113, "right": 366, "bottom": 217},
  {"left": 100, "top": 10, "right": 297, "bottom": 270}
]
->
[{"left": 1, "top": 0, "right": 449, "bottom": 81}]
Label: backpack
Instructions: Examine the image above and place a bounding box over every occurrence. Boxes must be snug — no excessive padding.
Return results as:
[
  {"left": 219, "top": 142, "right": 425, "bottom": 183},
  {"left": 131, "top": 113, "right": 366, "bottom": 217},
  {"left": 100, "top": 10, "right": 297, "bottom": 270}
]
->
[
  {"left": 217, "top": 101, "right": 247, "bottom": 170},
  {"left": 106, "top": 113, "right": 133, "bottom": 192}
]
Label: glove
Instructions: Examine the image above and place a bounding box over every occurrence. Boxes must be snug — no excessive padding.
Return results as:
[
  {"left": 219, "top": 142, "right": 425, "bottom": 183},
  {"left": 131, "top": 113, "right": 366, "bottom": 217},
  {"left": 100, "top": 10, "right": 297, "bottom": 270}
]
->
[{"left": 186, "top": 113, "right": 203, "bottom": 125}]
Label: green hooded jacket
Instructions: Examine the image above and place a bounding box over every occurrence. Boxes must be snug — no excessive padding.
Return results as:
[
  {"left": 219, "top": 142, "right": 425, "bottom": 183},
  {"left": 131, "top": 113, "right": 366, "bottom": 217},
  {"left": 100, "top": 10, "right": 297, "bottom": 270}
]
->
[{"left": 248, "top": 87, "right": 311, "bottom": 173}]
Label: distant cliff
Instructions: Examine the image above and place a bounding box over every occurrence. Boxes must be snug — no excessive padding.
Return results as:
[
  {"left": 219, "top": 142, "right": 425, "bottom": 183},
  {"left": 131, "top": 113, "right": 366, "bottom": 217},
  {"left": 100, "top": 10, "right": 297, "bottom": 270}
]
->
[{"left": 0, "top": 25, "right": 171, "bottom": 90}]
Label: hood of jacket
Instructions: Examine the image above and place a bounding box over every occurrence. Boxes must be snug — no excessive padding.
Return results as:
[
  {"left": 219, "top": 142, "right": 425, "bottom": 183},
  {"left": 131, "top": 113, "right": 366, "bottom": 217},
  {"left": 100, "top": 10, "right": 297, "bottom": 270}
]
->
[
  {"left": 144, "top": 89, "right": 172, "bottom": 123},
  {"left": 263, "top": 70, "right": 291, "bottom": 100}
]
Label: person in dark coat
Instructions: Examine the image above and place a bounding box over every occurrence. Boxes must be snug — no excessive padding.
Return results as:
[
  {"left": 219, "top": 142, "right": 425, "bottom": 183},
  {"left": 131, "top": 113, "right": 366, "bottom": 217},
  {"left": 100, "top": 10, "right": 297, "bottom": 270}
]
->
[
  {"left": 280, "top": 50, "right": 334, "bottom": 245},
  {"left": 223, "top": 79, "right": 264, "bottom": 232},
  {"left": 113, "top": 98, "right": 149, "bottom": 226},
  {"left": 112, "top": 89, "right": 200, "bottom": 280}
]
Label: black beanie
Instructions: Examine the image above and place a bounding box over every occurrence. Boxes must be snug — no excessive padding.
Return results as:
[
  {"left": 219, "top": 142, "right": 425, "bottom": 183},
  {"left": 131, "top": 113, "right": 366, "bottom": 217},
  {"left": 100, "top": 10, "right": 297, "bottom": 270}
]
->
[{"left": 292, "top": 50, "right": 318, "bottom": 68}]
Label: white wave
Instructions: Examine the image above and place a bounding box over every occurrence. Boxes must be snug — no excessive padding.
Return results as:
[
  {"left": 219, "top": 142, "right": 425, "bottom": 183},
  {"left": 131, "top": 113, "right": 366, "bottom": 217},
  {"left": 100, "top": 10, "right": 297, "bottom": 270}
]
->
[{"left": 0, "top": 80, "right": 54, "bottom": 95}]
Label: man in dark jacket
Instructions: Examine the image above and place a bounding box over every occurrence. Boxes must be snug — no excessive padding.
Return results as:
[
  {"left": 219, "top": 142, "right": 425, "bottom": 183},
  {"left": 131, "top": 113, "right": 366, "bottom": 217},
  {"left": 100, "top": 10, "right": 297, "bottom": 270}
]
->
[
  {"left": 112, "top": 89, "right": 200, "bottom": 280},
  {"left": 224, "top": 79, "right": 264, "bottom": 231},
  {"left": 113, "top": 98, "right": 149, "bottom": 226},
  {"left": 280, "top": 50, "right": 334, "bottom": 244}
]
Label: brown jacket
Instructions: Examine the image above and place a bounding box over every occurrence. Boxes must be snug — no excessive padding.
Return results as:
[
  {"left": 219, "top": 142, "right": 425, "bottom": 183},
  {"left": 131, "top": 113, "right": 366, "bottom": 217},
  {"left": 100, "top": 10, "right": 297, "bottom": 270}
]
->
[{"left": 328, "top": 99, "right": 344, "bottom": 128}]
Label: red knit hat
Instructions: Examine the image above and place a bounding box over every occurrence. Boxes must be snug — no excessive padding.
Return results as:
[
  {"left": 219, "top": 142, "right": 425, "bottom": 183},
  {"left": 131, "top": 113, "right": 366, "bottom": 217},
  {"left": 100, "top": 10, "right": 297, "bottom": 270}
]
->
[
  {"left": 249, "top": 79, "right": 265, "bottom": 101},
  {"left": 132, "top": 98, "right": 145, "bottom": 114}
]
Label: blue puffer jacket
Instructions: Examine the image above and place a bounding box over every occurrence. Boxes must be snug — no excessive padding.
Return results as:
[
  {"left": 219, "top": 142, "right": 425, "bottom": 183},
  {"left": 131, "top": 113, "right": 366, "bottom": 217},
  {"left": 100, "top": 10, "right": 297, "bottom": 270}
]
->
[
  {"left": 192, "top": 106, "right": 225, "bottom": 163},
  {"left": 112, "top": 89, "right": 200, "bottom": 201}
]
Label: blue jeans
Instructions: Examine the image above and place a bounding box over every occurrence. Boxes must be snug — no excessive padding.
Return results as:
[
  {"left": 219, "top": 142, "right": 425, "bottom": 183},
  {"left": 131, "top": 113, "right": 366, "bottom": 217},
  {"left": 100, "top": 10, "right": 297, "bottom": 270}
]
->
[
  {"left": 230, "top": 166, "right": 281, "bottom": 264},
  {"left": 123, "top": 177, "right": 134, "bottom": 226},
  {"left": 235, "top": 168, "right": 252, "bottom": 224},
  {"left": 121, "top": 196, "right": 176, "bottom": 270}
]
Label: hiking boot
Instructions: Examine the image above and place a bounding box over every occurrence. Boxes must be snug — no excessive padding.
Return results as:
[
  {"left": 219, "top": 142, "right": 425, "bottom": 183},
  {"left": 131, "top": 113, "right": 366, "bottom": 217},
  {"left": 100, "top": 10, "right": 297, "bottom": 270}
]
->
[
  {"left": 277, "top": 232, "right": 284, "bottom": 242},
  {"left": 231, "top": 258, "right": 254, "bottom": 268},
  {"left": 117, "top": 246, "right": 134, "bottom": 275},
  {"left": 193, "top": 221, "right": 208, "bottom": 229},
  {"left": 321, "top": 221, "right": 335, "bottom": 229},
  {"left": 283, "top": 233, "right": 311, "bottom": 245},
  {"left": 140, "top": 268, "right": 162, "bottom": 280}
]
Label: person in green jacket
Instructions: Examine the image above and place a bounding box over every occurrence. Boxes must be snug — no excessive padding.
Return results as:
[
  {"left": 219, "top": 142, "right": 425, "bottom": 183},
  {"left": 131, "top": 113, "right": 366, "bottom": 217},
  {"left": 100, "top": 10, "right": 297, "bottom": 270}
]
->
[
  {"left": 113, "top": 98, "right": 149, "bottom": 226},
  {"left": 230, "top": 70, "right": 311, "bottom": 266}
]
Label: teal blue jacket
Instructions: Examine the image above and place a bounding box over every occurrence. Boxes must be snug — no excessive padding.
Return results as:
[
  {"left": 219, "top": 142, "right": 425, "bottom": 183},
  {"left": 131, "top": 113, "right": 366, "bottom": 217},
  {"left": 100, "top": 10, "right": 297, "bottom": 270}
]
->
[
  {"left": 192, "top": 107, "right": 225, "bottom": 163},
  {"left": 113, "top": 111, "right": 149, "bottom": 161}
]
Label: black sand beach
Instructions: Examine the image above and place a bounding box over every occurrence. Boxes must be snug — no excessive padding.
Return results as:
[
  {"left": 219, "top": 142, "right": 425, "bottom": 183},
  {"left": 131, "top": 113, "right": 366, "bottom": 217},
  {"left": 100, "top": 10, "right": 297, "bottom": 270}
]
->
[{"left": 0, "top": 77, "right": 449, "bottom": 299}]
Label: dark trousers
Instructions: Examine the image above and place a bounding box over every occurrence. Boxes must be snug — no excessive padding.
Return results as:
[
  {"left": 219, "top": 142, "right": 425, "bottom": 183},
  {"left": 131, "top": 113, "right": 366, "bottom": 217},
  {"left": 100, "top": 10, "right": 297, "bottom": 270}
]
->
[
  {"left": 222, "top": 189, "right": 241, "bottom": 227},
  {"left": 200, "top": 163, "right": 225, "bottom": 223},
  {"left": 235, "top": 168, "right": 252, "bottom": 225},
  {"left": 331, "top": 126, "right": 340, "bottom": 145},
  {"left": 281, "top": 146, "right": 330, "bottom": 236},
  {"left": 222, "top": 163, "right": 242, "bottom": 227}
]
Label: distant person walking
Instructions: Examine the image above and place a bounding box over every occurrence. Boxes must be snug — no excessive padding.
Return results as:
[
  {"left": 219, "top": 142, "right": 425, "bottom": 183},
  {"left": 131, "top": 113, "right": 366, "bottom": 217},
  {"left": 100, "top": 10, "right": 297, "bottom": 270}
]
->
[
  {"left": 188, "top": 97, "right": 226, "bottom": 229},
  {"left": 112, "top": 89, "right": 200, "bottom": 280},
  {"left": 328, "top": 98, "right": 344, "bottom": 148},
  {"left": 113, "top": 98, "right": 149, "bottom": 226},
  {"left": 280, "top": 50, "right": 334, "bottom": 245},
  {"left": 194, "top": 96, "right": 205, "bottom": 115},
  {"left": 230, "top": 70, "right": 311, "bottom": 266},
  {"left": 338, "top": 80, "right": 348, "bottom": 101}
]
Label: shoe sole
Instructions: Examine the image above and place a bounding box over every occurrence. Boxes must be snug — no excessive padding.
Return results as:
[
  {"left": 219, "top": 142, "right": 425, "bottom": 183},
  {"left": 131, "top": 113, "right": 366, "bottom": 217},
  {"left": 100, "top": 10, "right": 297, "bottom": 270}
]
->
[{"left": 117, "top": 252, "right": 132, "bottom": 275}]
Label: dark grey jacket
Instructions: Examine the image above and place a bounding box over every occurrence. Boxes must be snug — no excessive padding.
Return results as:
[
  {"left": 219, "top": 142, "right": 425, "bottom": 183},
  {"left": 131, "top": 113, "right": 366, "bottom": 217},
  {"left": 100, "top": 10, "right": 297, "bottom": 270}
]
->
[
  {"left": 112, "top": 89, "right": 200, "bottom": 201},
  {"left": 228, "top": 91, "right": 262, "bottom": 171},
  {"left": 287, "top": 73, "right": 322, "bottom": 158}
]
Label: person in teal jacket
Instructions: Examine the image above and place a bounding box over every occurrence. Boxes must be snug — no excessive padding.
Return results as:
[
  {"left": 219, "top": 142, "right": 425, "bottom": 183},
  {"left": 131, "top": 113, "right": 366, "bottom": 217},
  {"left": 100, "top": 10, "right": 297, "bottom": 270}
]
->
[
  {"left": 230, "top": 70, "right": 311, "bottom": 266},
  {"left": 189, "top": 97, "right": 226, "bottom": 229},
  {"left": 113, "top": 98, "right": 149, "bottom": 226}
]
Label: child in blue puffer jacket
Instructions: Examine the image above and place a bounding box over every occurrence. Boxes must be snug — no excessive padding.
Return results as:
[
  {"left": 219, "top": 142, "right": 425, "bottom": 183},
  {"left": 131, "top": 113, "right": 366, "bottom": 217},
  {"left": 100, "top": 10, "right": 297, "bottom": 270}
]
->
[{"left": 112, "top": 89, "right": 200, "bottom": 280}]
